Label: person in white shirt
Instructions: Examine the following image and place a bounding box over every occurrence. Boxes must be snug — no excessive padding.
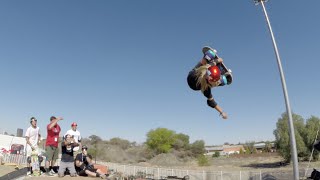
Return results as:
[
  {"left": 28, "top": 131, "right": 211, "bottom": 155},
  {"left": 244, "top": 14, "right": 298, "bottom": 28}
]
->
[
  {"left": 25, "top": 117, "right": 41, "bottom": 175},
  {"left": 64, "top": 122, "right": 81, "bottom": 157}
]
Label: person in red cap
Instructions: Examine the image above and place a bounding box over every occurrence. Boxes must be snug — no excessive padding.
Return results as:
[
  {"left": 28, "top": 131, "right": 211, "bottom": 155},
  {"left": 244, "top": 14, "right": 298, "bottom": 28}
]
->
[
  {"left": 64, "top": 122, "right": 82, "bottom": 158},
  {"left": 187, "top": 46, "right": 230, "bottom": 119}
]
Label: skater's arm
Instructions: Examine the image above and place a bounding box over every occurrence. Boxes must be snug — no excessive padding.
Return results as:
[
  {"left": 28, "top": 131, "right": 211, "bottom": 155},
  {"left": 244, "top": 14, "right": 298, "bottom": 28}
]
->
[
  {"left": 214, "top": 104, "right": 228, "bottom": 119},
  {"left": 207, "top": 98, "right": 228, "bottom": 119}
]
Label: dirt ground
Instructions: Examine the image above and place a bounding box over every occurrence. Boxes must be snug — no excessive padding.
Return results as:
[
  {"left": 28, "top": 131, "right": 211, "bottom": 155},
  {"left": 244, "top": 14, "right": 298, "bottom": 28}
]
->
[{"left": 0, "top": 164, "right": 19, "bottom": 177}]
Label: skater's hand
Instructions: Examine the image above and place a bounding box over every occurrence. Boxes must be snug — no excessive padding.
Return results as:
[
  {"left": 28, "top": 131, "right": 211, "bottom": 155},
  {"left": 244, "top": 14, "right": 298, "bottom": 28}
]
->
[
  {"left": 217, "top": 57, "right": 223, "bottom": 63},
  {"left": 220, "top": 112, "right": 228, "bottom": 119},
  {"left": 31, "top": 146, "right": 35, "bottom": 151}
]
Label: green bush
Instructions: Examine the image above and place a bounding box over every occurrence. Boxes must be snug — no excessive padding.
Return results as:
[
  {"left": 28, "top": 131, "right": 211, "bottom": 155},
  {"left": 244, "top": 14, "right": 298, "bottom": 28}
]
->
[
  {"left": 146, "top": 128, "right": 176, "bottom": 154},
  {"left": 197, "top": 155, "right": 210, "bottom": 166},
  {"left": 212, "top": 151, "right": 220, "bottom": 158}
]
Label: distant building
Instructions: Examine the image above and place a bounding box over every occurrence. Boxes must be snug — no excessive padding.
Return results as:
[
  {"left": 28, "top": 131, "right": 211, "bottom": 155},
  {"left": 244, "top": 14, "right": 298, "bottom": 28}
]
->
[
  {"left": 222, "top": 145, "right": 244, "bottom": 155},
  {"left": 205, "top": 145, "right": 244, "bottom": 156},
  {"left": 205, "top": 142, "right": 276, "bottom": 156},
  {"left": 16, "top": 128, "right": 23, "bottom": 137},
  {"left": 254, "top": 142, "right": 276, "bottom": 153}
]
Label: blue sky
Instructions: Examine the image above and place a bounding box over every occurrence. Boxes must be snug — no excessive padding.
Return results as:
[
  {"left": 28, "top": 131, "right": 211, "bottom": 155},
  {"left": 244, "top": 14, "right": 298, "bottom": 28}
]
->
[{"left": 0, "top": 1, "right": 319, "bottom": 145}]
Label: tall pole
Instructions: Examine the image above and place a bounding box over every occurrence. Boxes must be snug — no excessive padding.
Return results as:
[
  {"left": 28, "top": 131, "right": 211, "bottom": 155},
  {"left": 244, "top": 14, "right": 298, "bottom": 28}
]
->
[{"left": 254, "top": 0, "right": 299, "bottom": 179}]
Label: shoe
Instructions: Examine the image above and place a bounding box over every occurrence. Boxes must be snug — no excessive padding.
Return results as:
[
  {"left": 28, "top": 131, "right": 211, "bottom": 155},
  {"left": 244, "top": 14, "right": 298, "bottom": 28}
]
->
[
  {"left": 50, "top": 169, "right": 56, "bottom": 174},
  {"left": 46, "top": 171, "right": 54, "bottom": 176},
  {"left": 100, "top": 174, "right": 107, "bottom": 179},
  {"left": 27, "top": 171, "right": 32, "bottom": 176}
]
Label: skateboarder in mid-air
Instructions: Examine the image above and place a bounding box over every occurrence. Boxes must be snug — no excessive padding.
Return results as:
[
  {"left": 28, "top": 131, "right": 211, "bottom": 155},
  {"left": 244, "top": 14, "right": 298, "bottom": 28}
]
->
[{"left": 187, "top": 46, "right": 232, "bottom": 119}]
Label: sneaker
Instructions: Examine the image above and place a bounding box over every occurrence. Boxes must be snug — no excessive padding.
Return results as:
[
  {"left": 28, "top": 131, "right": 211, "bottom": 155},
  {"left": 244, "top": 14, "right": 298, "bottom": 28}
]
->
[
  {"left": 46, "top": 171, "right": 54, "bottom": 176},
  {"left": 27, "top": 171, "right": 32, "bottom": 176},
  {"left": 100, "top": 174, "right": 107, "bottom": 179},
  {"left": 50, "top": 169, "right": 56, "bottom": 174}
]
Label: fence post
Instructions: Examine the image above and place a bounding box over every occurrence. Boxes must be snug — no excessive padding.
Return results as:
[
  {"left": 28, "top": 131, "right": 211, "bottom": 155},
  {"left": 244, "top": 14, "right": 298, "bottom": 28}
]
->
[
  {"left": 158, "top": 168, "right": 160, "bottom": 179},
  {"left": 240, "top": 171, "right": 241, "bottom": 180},
  {"left": 172, "top": 169, "right": 174, "bottom": 176},
  {"left": 221, "top": 171, "right": 223, "bottom": 180},
  {"left": 260, "top": 170, "right": 262, "bottom": 180},
  {"left": 202, "top": 170, "right": 205, "bottom": 180},
  {"left": 134, "top": 166, "right": 136, "bottom": 176}
]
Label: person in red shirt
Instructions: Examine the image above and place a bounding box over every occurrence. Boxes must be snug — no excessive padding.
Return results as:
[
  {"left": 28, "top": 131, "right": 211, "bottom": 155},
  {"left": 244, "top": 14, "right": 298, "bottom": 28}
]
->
[{"left": 44, "top": 116, "right": 63, "bottom": 176}]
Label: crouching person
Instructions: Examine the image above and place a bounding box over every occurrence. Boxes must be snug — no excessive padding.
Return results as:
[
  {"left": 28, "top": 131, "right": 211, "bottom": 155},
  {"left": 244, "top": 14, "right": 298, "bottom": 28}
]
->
[
  {"left": 58, "top": 134, "right": 79, "bottom": 177},
  {"left": 75, "top": 145, "right": 107, "bottom": 179}
]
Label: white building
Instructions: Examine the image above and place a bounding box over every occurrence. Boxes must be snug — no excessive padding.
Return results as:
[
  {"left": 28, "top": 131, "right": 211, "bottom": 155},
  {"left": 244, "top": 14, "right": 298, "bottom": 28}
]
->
[{"left": 0, "top": 134, "right": 27, "bottom": 155}]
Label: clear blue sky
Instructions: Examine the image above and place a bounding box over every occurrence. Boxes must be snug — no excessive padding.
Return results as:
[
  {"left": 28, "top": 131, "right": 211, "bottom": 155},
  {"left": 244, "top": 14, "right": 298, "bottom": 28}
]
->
[{"left": 0, "top": 1, "right": 319, "bottom": 145}]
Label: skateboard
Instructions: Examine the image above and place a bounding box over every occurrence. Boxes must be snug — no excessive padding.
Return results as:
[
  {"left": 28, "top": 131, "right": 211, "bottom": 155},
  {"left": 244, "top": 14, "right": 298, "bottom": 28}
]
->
[
  {"left": 202, "top": 46, "right": 233, "bottom": 86},
  {"left": 30, "top": 150, "right": 40, "bottom": 176}
]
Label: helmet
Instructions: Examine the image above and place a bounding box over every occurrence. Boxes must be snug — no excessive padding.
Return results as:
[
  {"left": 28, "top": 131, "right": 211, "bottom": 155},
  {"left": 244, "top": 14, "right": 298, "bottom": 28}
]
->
[{"left": 207, "top": 66, "right": 221, "bottom": 82}]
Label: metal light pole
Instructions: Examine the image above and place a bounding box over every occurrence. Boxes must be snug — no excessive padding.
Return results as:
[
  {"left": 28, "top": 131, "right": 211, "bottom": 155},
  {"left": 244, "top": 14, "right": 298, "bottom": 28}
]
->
[{"left": 253, "top": 0, "right": 299, "bottom": 179}]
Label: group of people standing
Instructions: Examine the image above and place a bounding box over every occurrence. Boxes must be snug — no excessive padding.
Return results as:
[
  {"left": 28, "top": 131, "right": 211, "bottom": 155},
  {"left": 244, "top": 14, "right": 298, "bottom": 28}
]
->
[{"left": 25, "top": 116, "right": 107, "bottom": 178}]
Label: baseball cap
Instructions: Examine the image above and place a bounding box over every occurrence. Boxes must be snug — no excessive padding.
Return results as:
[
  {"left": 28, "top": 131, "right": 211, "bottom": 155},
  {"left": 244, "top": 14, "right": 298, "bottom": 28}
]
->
[{"left": 71, "top": 122, "right": 77, "bottom": 126}]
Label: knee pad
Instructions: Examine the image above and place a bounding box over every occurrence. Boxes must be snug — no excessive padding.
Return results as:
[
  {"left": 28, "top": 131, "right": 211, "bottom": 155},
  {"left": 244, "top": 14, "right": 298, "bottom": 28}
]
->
[{"left": 207, "top": 99, "right": 217, "bottom": 108}]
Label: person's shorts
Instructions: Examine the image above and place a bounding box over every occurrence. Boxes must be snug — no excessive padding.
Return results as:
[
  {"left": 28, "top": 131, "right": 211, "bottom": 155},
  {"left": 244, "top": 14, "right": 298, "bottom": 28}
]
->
[{"left": 45, "top": 145, "right": 59, "bottom": 161}]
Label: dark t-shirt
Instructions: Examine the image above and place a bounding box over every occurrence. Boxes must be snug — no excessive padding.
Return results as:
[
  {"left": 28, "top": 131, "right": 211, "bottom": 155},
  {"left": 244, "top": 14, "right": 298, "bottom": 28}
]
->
[
  {"left": 61, "top": 143, "right": 76, "bottom": 162},
  {"left": 75, "top": 153, "right": 87, "bottom": 172}
]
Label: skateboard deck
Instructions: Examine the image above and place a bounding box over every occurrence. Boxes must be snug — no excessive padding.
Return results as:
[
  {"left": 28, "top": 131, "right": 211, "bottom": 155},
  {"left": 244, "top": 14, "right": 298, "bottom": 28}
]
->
[
  {"left": 202, "top": 46, "right": 233, "bottom": 85},
  {"left": 30, "top": 150, "right": 40, "bottom": 176}
]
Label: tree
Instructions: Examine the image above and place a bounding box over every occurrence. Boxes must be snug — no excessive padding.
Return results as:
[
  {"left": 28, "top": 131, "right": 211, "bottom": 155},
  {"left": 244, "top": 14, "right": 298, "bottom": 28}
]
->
[
  {"left": 89, "top": 135, "right": 102, "bottom": 144},
  {"left": 304, "top": 116, "right": 320, "bottom": 160},
  {"left": 273, "top": 113, "right": 307, "bottom": 162},
  {"left": 88, "top": 135, "right": 102, "bottom": 163},
  {"left": 263, "top": 141, "right": 272, "bottom": 153},
  {"left": 172, "top": 133, "right": 189, "bottom": 150},
  {"left": 109, "top": 137, "right": 131, "bottom": 150},
  {"left": 239, "top": 148, "right": 244, "bottom": 154},
  {"left": 146, "top": 128, "right": 176, "bottom": 154},
  {"left": 190, "top": 140, "right": 205, "bottom": 157},
  {"left": 212, "top": 151, "right": 220, "bottom": 158},
  {"left": 244, "top": 141, "right": 256, "bottom": 154}
]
